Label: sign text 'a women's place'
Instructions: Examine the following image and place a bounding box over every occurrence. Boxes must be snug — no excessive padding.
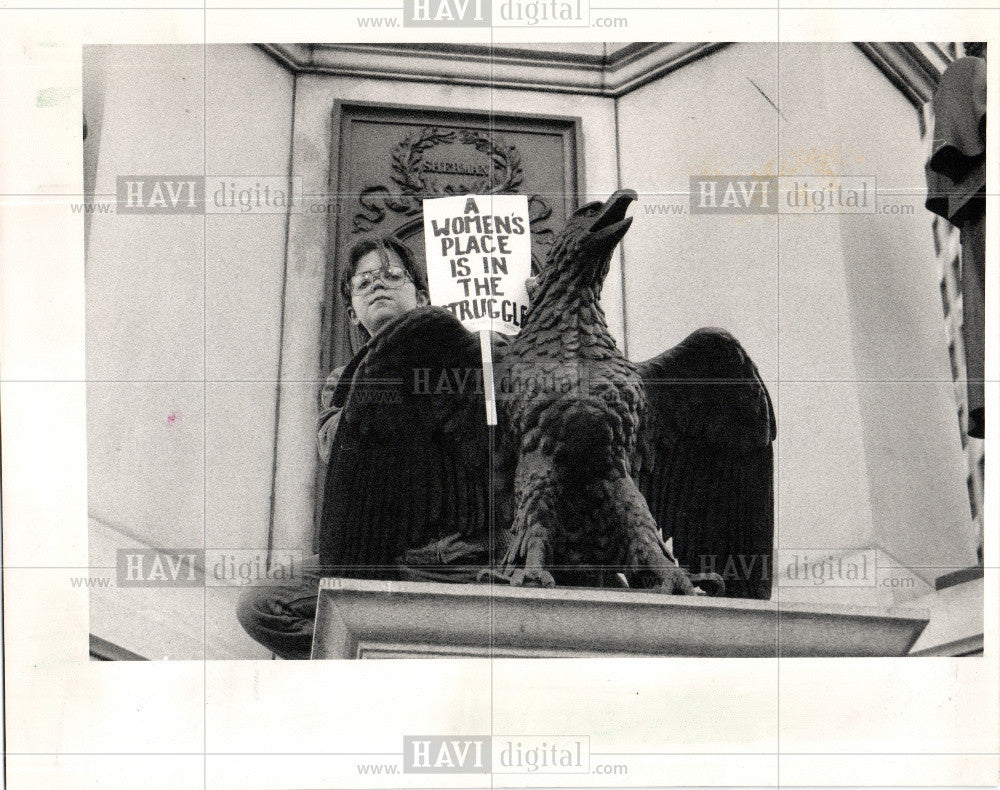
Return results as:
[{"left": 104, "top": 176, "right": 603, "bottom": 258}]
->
[{"left": 422, "top": 194, "right": 531, "bottom": 335}]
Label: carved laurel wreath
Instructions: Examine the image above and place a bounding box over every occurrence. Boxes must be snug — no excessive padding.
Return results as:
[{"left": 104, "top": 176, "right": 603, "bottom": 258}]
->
[
  {"left": 389, "top": 127, "right": 455, "bottom": 195},
  {"left": 352, "top": 125, "right": 549, "bottom": 245},
  {"left": 389, "top": 126, "right": 524, "bottom": 196}
]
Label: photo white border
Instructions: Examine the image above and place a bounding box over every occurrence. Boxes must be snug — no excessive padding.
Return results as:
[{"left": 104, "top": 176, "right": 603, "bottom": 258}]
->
[{"left": 1, "top": 4, "right": 998, "bottom": 788}]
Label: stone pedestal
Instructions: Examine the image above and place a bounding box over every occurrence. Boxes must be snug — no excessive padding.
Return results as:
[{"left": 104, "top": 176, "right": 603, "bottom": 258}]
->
[{"left": 310, "top": 578, "right": 929, "bottom": 659}]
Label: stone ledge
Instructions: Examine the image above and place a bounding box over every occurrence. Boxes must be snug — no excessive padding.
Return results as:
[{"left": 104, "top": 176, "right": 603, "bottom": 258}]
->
[
  {"left": 906, "top": 576, "right": 984, "bottom": 656},
  {"left": 310, "top": 578, "right": 930, "bottom": 659}
]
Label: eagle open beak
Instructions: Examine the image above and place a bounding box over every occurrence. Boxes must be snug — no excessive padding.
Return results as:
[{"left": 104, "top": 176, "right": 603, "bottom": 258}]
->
[{"left": 587, "top": 188, "right": 637, "bottom": 249}]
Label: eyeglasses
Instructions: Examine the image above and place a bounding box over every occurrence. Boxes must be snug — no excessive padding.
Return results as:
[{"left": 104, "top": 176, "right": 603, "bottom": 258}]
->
[{"left": 350, "top": 264, "right": 412, "bottom": 295}]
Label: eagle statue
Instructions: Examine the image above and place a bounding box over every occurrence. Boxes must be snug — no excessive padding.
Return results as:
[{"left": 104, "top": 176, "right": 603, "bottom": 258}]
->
[{"left": 319, "top": 189, "right": 775, "bottom": 599}]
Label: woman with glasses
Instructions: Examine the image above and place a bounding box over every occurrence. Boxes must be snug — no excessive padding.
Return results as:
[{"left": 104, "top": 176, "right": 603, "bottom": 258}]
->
[
  {"left": 237, "top": 234, "right": 429, "bottom": 659},
  {"left": 340, "top": 236, "right": 430, "bottom": 343}
]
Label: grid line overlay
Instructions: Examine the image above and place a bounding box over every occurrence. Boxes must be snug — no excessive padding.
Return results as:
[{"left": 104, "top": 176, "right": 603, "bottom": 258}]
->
[
  {"left": 0, "top": 8, "right": 997, "bottom": 790},
  {"left": 203, "top": 9, "right": 208, "bottom": 783}
]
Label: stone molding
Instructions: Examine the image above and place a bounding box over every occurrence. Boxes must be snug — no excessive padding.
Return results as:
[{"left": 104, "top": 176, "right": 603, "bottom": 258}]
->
[
  {"left": 260, "top": 42, "right": 949, "bottom": 105},
  {"left": 258, "top": 42, "right": 729, "bottom": 98},
  {"left": 311, "top": 577, "right": 930, "bottom": 659}
]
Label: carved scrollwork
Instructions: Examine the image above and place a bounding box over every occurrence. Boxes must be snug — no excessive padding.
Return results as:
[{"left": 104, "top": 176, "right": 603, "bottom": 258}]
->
[{"left": 353, "top": 186, "right": 423, "bottom": 233}]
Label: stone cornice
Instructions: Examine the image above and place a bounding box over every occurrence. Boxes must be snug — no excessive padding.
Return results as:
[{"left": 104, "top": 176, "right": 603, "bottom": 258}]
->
[
  {"left": 258, "top": 42, "right": 730, "bottom": 98},
  {"left": 260, "top": 41, "right": 952, "bottom": 105}
]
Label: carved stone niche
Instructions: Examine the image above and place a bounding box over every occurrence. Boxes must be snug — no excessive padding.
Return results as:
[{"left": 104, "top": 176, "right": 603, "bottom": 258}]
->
[{"left": 322, "top": 101, "right": 584, "bottom": 369}]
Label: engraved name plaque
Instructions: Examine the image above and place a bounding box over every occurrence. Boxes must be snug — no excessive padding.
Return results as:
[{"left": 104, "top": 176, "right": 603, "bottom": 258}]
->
[{"left": 323, "top": 101, "right": 584, "bottom": 367}]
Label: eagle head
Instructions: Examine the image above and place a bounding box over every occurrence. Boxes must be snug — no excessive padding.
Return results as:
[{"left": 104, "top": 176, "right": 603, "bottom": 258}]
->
[{"left": 529, "top": 189, "right": 637, "bottom": 301}]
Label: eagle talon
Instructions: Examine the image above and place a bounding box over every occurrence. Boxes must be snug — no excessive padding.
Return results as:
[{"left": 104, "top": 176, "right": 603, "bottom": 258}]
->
[
  {"left": 646, "top": 566, "right": 698, "bottom": 596},
  {"left": 478, "top": 566, "right": 556, "bottom": 588},
  {"left": 686, "top": 572, "right": 725, "bottom": 597},
  {"left": 519, "top": 568, "right": 556, "bottom": 588}
]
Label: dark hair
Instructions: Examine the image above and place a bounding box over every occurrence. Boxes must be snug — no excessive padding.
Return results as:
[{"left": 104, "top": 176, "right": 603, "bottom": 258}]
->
[{"left": 338, "top": 235, "right": 428, "bottom": 305}]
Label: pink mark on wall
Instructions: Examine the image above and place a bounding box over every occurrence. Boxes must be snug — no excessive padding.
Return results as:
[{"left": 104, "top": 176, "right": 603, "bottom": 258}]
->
[{"left": 166, "top": 411, "right": 180, "bottom": 425}]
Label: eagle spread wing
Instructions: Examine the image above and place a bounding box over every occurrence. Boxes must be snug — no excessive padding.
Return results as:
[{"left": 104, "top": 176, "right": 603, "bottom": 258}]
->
[
  {"left": 635, "top": 328, "right": 775, "bottom": 599},
  {"left": 318, "top": 306, "right": 492, "bottom": 577}
]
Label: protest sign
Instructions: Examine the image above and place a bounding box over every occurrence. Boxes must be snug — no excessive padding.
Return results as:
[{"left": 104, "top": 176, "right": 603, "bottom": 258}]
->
[{"left": 422, "top": 194, "right": 532, "bottom": 424}]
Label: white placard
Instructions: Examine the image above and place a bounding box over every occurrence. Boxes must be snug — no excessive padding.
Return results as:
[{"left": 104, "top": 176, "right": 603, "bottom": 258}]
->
[
  {"left": 422, "top": 194, "right": 532, "bottom": 336},
  {"left": 422, "top": 194, "right": 532, "bottom": 424}
]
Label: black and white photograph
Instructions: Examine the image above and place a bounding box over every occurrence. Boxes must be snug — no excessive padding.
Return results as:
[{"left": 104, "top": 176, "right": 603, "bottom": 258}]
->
[
  {"left": 1, "top": 9, "right": 997, "bottom": 790},
  {"left": 81, "top": 40, "right": 985, "bottom": 660}
]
